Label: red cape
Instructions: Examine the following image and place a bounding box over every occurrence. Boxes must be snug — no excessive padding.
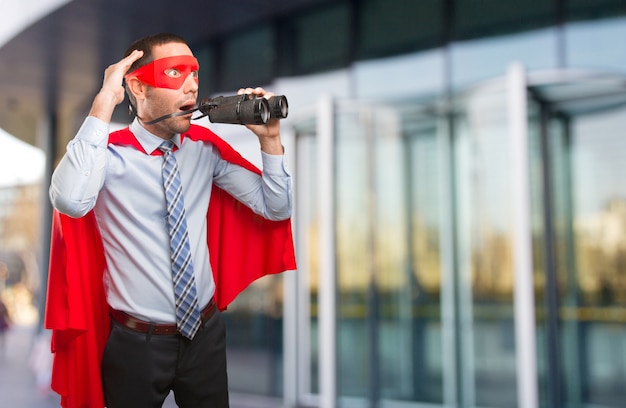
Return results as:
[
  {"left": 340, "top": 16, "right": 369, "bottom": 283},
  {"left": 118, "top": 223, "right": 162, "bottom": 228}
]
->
[{"left": 44, "top": 124, "right": 296, "bottom": 408}]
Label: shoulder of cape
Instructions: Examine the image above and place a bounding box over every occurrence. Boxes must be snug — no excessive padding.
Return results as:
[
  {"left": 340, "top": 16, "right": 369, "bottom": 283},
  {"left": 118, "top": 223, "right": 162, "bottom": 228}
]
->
[{"left": 107, "top": 124, "right": 259, "bottom": 174}]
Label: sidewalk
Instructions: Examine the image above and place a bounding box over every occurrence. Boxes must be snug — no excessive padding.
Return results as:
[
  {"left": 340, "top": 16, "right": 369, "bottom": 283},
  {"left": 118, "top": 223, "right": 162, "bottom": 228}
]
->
[
  {"left": 0, "top": 324, "right": 281, "bottom": 408},
  {"left": 0, "top": 324, "right": 60, "bottom": 408},
  {"left": 0, "top": 324, "right": 179, "bottom": 408}
]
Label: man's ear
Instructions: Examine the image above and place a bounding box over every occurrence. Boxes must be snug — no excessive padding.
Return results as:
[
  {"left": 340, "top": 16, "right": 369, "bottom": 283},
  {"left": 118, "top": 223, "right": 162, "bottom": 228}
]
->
[{"left": 126, "top": 78, "right": 147, "bottom": 101}]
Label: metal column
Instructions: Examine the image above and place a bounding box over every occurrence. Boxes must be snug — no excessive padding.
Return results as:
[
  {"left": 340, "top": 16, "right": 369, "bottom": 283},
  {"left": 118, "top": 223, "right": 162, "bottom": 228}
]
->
[
  {"left": 317, "top": 94, "right": 337, "bottom": 408},
  {"left": 508, "top": 62, "right": 539, "bottom": 408}
]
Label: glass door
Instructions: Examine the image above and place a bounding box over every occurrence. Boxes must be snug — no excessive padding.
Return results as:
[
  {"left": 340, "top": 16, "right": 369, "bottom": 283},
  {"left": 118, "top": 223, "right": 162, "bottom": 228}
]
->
[
  {"left": 451, "top": 70, "right": 626, "bottom": 408},
  {"left": 290, "top": 98, "right": 452, "bottom": 408},
  {"left": 452, "top": 76, "right": 523, "bottom": 408},
  {"left": 529, "top": 75, "right": 626, "bottom": 408},
  {"left": 286, "top": 70, "right": 626, "bottom": 408}
]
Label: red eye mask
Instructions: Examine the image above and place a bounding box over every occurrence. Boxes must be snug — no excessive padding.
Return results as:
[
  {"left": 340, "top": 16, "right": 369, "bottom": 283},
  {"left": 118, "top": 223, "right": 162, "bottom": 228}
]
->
[{"left": 125, "top": 55, "right": 199, "bottom": 89}]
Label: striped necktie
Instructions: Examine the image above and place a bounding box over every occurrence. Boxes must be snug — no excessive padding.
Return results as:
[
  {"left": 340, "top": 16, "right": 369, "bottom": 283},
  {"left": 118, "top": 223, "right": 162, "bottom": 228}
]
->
[{"left": 159, "top": 140, "right": 202, "bottom": 339}]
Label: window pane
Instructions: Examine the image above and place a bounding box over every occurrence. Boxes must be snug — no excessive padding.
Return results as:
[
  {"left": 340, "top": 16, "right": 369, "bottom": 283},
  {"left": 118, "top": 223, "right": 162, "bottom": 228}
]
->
[
  {"left": 358, "top": 0, "right": 443, "bottom": 59},
  {"left": 565, "top": 17, "right": 626, "bottom": 73},
  {"left": 451, "top": 29, "right": 558, "bottom": 89},
  {"left": 453, "top": 0, "right": 555, "bottom": 40},
  {"left": 566, "top": 0, "right": 626, "bottom": 21},
  {"left": 220, "top": 25, "right": 274, "bottom": 91},
  {"left": 454, "top": 88, "right": 518, "bottom": 407},
  {"left": 292, "top": 3, "right": 351, "bottom": 74},
  {"left": 533, "top": 90, "right": 626, "bottom": 407},
  {"left": 194, "top": 45, "right": 216, "bottom": 95},
  {"left": 334, "top": 101, "right": 445, "bottom": 404},
  {"left": 224, "top": 276, "right": 284, "bottom": 397},
  {"left": 334, "top": 108, "right": 370, "bottom": 400}
]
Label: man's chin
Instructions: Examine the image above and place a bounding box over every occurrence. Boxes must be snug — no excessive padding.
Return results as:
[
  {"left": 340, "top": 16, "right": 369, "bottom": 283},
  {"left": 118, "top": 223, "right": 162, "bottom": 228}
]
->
[
  {"left": 178, "top": 121, "right": 192, "bottom": 133},
  {"left": 171, "top": 117, "right": 192, "bottom": 134}
]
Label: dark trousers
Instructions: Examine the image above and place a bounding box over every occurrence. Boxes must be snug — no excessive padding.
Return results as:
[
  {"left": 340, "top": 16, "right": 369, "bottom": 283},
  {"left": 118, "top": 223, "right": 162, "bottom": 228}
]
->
[{"left": 102, "top": 310, "right": 229, "bottom": 408}]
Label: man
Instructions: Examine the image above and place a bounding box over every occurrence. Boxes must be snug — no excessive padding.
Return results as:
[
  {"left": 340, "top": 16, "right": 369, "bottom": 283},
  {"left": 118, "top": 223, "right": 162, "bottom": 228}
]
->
[{"left": 46, "top": 33, "right": 295, "bottom": 408}]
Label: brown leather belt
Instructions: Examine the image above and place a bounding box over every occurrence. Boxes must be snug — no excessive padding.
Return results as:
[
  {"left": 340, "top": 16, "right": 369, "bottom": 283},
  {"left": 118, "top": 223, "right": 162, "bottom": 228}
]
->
[{"left": 110, "top": 299, "right": 217, "bottom": 335}]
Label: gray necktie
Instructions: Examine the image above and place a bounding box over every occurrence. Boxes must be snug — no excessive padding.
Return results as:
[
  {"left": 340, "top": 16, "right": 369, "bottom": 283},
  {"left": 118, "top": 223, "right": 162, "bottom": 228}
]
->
[{"left": 159, "top": 140, "right": 202, "bottom": 339}]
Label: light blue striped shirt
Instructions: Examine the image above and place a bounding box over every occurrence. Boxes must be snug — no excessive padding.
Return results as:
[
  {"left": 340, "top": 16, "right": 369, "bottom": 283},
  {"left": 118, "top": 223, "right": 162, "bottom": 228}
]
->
[{"left": 50, "top": 117, "right": 292, "bottom": 323}]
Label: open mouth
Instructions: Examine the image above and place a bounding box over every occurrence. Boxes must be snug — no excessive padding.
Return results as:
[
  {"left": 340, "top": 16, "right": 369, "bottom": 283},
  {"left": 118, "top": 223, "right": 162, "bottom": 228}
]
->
[{"left": 179, "top": 102, "right": 197, "bottom": 113}]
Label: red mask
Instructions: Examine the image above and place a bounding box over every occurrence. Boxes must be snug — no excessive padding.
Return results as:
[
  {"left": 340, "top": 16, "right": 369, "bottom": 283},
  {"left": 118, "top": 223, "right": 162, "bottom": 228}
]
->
[{"left": 125, "top": 55, "right": 199, "bottom": 89}]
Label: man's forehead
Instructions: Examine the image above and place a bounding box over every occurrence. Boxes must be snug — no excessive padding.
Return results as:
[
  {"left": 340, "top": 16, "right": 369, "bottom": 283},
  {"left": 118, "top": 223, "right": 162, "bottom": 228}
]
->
[{"left": 152, "top": 42, "right": 193, "bottom": 59}]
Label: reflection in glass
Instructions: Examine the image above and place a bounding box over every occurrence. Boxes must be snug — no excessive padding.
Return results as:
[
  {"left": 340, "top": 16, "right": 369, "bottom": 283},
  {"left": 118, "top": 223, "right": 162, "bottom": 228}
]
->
[
  {"left": 450, "top": 29, "right": 557, "bottom": 89},
  {"left": 567, "top": 108, "right": 626, "bottom": 407},
  {"left": 332, "top": 101, "right": 445, "bottom": 405},
  {"left": 224, "top": 276, "right": 285, "bottom": 396},
  {"left": 293, "top": 72, "right": 626, "bottom": 408},
  {"left": 453, "top": 88, "right": 518, "bottom": 407},
  {"left": 529, "top": 85, "right": 626, "bottom": 408},
  {"left": 565, "top": 17, "right": 626, "bottom": 73}
]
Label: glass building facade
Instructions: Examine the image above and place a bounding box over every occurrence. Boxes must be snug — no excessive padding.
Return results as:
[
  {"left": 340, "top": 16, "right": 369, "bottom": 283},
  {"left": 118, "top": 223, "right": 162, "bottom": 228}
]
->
[
  {"left": 4, "top": 1, "right": 626, "bottom": 407},
  {"left": 1, "top": 1, "right": 619, "bottom": 407},
  {"left": 202, "top": 1, "right": 626, "bottom": 408}
]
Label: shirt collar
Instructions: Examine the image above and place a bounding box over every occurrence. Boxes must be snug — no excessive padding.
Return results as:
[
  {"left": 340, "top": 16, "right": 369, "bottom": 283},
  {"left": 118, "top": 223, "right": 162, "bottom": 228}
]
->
[{"left": 130, "top": 118, "right": 182, "bottom": 155}]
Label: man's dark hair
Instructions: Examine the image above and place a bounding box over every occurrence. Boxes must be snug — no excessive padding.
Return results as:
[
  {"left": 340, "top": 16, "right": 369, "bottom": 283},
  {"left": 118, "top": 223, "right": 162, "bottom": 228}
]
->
[{"left": 124, "top": 32, "right": 188, "bottom": 74}]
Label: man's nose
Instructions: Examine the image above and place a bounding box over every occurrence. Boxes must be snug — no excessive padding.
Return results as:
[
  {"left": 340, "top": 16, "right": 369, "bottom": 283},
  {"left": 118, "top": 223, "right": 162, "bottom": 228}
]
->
[{"left": 184, "top": 73, "right": 198, "bottom": 92}]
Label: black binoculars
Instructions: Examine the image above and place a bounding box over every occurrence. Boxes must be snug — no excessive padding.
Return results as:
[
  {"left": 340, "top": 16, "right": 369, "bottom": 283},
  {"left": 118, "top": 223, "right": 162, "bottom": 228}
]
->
[{"left": 197, "top": 94, "right": 288, "bottom": 125}]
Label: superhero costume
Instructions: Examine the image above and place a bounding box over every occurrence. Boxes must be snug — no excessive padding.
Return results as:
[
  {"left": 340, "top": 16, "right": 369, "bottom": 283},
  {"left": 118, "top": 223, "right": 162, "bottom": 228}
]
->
[{"left": 44, "top": 124, "right": 296, "bottom": 408}]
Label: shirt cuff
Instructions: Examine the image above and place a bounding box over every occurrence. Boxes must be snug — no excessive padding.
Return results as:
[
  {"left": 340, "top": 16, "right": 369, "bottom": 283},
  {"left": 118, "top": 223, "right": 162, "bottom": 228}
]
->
[{"left": 261, "top": 151, "right": 290, "bottom": 176}]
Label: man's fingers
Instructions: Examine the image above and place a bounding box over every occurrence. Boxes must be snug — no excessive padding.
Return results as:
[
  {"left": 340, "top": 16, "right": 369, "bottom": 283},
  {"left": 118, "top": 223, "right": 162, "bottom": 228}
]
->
[
  {"left": 113, "top": 50, "right": 143, "bottom": 77},
  {"left": 237, "top": 87, "right": 275, "bottom": 99},
  {"left": 122, "top": 50, "right": 144, "bottom": 70}
]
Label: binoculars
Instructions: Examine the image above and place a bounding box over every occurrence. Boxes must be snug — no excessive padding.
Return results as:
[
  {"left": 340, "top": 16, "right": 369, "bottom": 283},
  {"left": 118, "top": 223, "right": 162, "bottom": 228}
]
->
[{"left": 197, "top": 94, "right": 289, "bottom": 125}]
